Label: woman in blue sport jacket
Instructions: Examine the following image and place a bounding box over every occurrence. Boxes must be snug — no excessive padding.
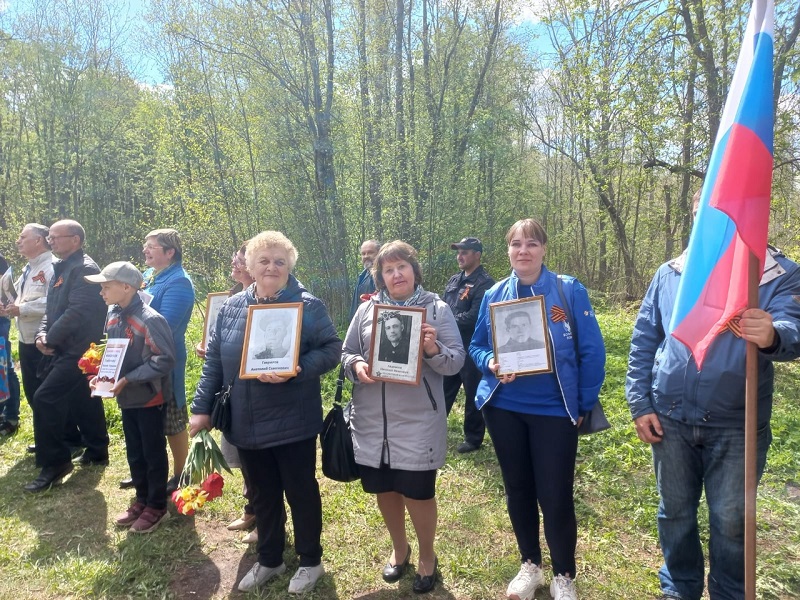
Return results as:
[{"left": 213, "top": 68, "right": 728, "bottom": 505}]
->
[
  {"left": 141, "top": 228, "right": 195, "bottom": 491},
  {"left": 470, "top": 218, "right": 605, "bottom": 600}
]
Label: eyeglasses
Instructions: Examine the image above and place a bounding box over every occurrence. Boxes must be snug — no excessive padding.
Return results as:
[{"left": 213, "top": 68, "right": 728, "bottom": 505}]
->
[
  {"left": 46, "top": 234, "right": 77, "bottom": 242},
  {"left": 142, "top": 244, "right": 163, "bottom": 251}
]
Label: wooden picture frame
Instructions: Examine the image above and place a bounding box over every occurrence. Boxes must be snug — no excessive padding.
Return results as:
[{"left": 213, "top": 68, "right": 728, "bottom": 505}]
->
[
  {"left": 368, "top": 304, "right": 426, "bottom": 385},
  {"left": 201, "top": 292, "right": 230, "bottom": 351},
  {"left": 490, "top": 296, "right": 553, "bottom": 377},
  {"left": 239, "top": 302, "right": 303, "bottom": 379}
]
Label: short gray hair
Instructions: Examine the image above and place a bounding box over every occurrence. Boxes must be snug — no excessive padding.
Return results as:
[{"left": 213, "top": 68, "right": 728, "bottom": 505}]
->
[{"left": 24, "top": 223, "right": 51, "bottom": 250}]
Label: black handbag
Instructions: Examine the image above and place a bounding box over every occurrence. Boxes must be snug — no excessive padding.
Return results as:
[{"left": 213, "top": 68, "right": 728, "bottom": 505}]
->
[
  {"left": 577, "top": 399, "right": 611, "bottom": 435},
  {"left": 556, "top": 276, "right": 611, "bottom": 436},
  {"left": 210, "top": 380, "right": 233, "bottom": 433},
  {"left": 321, "top": 366, "right": 359, "bottom": 482}
]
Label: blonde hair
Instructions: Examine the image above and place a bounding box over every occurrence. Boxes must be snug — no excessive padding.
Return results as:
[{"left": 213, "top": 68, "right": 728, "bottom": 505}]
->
[{"left": 246, "top": 231, "right": 298, "bottom": 271}]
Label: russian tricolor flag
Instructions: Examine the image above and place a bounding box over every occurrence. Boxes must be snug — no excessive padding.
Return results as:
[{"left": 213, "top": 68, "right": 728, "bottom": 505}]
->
[{"left": 669, "top": 0, "right": 774, "bottom": 369}]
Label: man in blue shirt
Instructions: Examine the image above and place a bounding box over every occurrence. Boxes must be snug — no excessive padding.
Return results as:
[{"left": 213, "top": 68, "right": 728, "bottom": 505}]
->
[{"left": 350, "top": 240, "right": 380, "bottom": 319}]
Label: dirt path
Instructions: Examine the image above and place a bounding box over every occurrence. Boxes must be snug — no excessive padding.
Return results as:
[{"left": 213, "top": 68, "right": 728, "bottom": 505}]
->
[{"left": 169, "top": 518, "right": 257, "bottom": 599}]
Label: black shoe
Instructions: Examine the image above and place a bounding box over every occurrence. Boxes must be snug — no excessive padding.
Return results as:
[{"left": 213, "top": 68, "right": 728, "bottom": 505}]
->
[
  {"left": 456, "top": 441, "right": 480, "bottom": 454},
  {"left": 412, "top": 557, "right": 438, "bottom": 594},
  {"left": 24, "top": 463, "right": 74, "bottom": 493},
  {"left": 119, "top": 478, "right": 135, "bottom": 489},
  {"left": 382, "top": 544, "right": 412, "bottom": 583},
  {"left": 166, "top": 473, "right": 183, "bottom": 494},
  {"left": 0, "top": 420, "right": 19, "bottom": 436},
  {"left": 73, "top": 453, "right": 109, "bottom": 467}
]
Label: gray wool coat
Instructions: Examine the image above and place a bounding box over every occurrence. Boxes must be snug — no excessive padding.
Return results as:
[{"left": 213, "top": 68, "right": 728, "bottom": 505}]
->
[{"left": 342, "top": 290, "right": 465, "bottom": 471}]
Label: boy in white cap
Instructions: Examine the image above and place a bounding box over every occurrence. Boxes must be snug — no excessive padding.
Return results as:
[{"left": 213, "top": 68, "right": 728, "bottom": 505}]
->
[{"left": 85, "top": 261, "right": 176, "bottom": 533}]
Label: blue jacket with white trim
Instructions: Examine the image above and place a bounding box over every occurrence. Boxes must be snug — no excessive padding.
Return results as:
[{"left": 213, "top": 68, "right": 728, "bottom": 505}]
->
[{"left": 469, "top": 266, "right": 606, "bottom": 421}]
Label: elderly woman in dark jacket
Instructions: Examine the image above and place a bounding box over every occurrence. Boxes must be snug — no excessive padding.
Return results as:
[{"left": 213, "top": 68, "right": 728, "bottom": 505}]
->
[{"left": 189, "top": 231, "right": 341, "bottom": 596}]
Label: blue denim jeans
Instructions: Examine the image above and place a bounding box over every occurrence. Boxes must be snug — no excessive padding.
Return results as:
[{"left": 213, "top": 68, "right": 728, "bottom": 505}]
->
[
  {"left": 1, "top": 328, "right": 21, "bottom": 423},
  {"left": 652, "top": 416, "right": 771, "bottom": 600}
]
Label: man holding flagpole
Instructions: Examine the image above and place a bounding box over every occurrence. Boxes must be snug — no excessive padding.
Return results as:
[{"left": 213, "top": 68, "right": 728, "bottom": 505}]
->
[
  {"left": 626, "top": 190, "right": 800, "bottom": 599},
  {"left": 626, "top": 3, "right": 800, "bottom": 598}
]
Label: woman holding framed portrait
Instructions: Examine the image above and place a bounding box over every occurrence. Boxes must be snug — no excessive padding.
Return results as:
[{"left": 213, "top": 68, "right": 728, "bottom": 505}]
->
[
  {"left": 342, "top": 241, "right": 465, "bottom": 594},
  {"left": 189, "top": 231, "right": 341, "bottom": 595},
  {"left": 469, "top": 219, "right": 606, "bottom": 600}
]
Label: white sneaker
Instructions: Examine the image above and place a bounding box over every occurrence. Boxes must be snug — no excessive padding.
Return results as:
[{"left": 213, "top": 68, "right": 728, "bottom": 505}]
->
[
  {"left": 550, "top": 574, "right": 578, "bottom": 600},
  {"left": 237, "top": 562, "right": 286, "bottom": 592},
  {"left": 506, "top": 561, "right": 545, "bottom": 600},
  {"left": 288, "top": 563, "right": 325, "bottom": 594}
]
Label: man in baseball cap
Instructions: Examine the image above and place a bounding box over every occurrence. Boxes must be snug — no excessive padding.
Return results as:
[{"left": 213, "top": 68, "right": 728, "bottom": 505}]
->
[
  {"left": 443, "top": 237, "right": 494, "bottom": 453},
  {"left": 450, "top": 237, "right": 483, "bottom": 253}
]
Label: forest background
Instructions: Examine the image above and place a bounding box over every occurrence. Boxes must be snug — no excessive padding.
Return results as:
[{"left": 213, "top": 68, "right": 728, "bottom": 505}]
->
[{"left": 1, "top": 0, "right": 800, "bottom": 327}]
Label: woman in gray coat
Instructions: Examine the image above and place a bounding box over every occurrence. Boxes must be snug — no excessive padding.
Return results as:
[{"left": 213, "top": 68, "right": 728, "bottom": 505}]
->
[{"left": 342, "top": 241, "right": 465, "bottom": 594}]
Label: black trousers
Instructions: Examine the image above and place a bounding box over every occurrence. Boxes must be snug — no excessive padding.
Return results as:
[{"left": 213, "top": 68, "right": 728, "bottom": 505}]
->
[
  {"left": 483, "top": 405, "right": 578, "bottom": 577},
  {"left": 32, "top": 356, "right": 109, "bottom": 469},
  {"left": 122, "top": 405, "right": 168, "bottom": 509},
  {"left": 443, "top": 354, "right": 485, "bottom": 446},
  {"left": 238, "top": 437, "right": 323, "bottom": 568},
  {"left": 18, "top": 342, "right": 44, "bottom": 410}
]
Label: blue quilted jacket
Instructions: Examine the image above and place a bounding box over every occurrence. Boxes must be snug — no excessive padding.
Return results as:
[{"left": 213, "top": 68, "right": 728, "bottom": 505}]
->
[{"left": 191, "top": 275, "right": 342, "bottom": 449}]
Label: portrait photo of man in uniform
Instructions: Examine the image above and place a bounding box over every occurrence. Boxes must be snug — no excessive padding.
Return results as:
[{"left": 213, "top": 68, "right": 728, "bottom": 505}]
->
[
  {"left": 490, "top": 297, "right": 552, "bottom": 377},
  {"left": 497, "top": 310, "right": 546, "bottom": 354},
  {"left": 240, "top": 304, "right": 303, "bottom": 379},
  {"left": 377, "top": 313, "right": 411, "bottom": 364},
  {"left": 254, "top": 315, "right": 292, "bottom": 360}
]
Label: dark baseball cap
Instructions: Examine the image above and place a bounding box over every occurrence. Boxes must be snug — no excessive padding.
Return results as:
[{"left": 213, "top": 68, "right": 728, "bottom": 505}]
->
[{"left": 450, "top": 237, "right": 483, "bottom": 252}]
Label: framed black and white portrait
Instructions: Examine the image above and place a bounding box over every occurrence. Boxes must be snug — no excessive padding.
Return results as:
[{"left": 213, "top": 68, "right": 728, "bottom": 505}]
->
[
  {"left": 201, "top": 292, "right": 230, "bottom": 352},
  {"left": 240, "top": 303, "right": 303, "bottom": 379},
  {"left": 490, "top": 296, "right": 552, "bottom": 377},
  {"left": 368, "top": 304, "right": 425, "bottom": 385}
]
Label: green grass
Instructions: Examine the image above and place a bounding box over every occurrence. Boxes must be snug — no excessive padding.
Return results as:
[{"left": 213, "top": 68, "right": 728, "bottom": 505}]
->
[{"left": 0, "top": 309, "right": 798, "bottom": 599}]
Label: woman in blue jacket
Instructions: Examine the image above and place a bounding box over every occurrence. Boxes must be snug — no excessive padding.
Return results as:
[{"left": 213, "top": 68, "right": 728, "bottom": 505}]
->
[
  {"left": 470, "top": 219, "right": 605, "bottom": 600},
  {"left": 140, "top": 229, "right": 195, "bottom": 492}
]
